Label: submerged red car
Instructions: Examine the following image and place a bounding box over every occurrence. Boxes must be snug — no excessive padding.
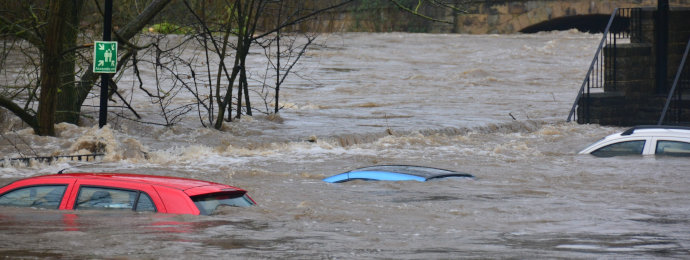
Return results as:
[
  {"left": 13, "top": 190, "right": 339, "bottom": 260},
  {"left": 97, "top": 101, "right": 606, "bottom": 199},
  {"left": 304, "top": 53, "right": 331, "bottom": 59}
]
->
[{"left": 0, "top": 173, "right": 255, "bottom": 215}]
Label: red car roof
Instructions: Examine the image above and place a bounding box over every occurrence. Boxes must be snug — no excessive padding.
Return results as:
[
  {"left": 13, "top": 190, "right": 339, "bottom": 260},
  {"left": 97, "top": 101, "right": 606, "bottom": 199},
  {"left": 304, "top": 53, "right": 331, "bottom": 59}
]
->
[
  {"left": 29, "top": 173, "right": 243, "bottom": 194},
  {"left": 1, "top": 172, "right": 254, "bottom": 215}
]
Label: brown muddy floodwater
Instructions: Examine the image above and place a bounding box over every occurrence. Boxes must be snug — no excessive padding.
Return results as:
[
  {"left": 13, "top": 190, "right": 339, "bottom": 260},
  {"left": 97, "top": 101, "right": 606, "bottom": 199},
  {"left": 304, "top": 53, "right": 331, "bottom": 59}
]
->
[{"left": 1, "top": 32, "right": 689, "bottom": 259}]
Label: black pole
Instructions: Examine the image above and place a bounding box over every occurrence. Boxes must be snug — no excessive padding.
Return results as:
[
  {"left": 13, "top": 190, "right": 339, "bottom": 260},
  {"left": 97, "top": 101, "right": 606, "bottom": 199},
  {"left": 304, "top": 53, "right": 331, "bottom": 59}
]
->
[
  {"left": 655, "top": 0, "right": 669, "bottom": 95},
  {"left": 99, "top": 0, "right": 113, "bottom": 128}
]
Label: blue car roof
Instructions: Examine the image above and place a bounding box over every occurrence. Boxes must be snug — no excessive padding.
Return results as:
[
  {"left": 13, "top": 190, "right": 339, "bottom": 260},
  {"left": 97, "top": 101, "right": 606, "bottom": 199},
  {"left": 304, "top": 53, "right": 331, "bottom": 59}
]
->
[{"left": 323, "top": 165, "right": 474, "bottom": 183}]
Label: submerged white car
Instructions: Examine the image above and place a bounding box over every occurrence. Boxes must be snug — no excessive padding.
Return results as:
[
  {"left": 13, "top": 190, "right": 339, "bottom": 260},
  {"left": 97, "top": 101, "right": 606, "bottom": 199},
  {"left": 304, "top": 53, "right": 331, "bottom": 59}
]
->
[{"left": 579, "top": 125, "right": 690, "bottom": 157}]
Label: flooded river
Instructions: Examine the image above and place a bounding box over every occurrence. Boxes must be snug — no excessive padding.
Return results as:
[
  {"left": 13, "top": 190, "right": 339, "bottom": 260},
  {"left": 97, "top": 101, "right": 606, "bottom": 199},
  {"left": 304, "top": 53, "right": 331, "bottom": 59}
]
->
[{"left": 1, "top": 31, "right": 689, "bottom": 258}]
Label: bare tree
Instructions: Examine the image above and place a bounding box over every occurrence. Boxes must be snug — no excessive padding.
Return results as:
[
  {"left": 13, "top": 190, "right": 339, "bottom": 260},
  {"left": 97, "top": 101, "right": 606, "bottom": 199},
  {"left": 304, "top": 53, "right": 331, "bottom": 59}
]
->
[
  {"left": 256, "top": 31, "right": 316, "bottom": 115},
  {"left": 0, "top": 0, "right": 171, "bottom": 136},
  {"left": 177, "top": 0, "right": 355, "bottom": 129}
]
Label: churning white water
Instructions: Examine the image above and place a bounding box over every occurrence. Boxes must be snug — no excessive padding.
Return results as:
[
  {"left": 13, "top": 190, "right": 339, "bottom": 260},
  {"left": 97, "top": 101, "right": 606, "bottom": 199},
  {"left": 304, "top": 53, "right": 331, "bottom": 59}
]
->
[{"left": 1, "top": 31, "right": 689, "bottom": 258}]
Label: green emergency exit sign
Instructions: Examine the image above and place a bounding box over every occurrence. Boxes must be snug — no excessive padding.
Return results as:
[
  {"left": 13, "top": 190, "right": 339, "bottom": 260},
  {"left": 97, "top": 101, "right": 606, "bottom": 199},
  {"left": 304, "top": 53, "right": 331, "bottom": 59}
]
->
[{"left": 93, "top": 41, "right": 117, "bottom": 73}]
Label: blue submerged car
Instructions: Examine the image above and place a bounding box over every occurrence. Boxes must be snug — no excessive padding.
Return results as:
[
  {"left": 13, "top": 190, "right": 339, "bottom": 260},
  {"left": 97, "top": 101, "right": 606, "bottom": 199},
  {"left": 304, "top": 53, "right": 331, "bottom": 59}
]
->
[{"left": 323, "top": 165, "right": 474, "bottom": 183}]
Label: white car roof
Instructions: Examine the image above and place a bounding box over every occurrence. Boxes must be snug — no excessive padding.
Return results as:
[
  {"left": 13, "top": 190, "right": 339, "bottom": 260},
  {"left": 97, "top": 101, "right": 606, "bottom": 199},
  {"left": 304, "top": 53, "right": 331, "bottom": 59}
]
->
[{"left": 618, "top": 125, "right": 690, "bottom": 138}]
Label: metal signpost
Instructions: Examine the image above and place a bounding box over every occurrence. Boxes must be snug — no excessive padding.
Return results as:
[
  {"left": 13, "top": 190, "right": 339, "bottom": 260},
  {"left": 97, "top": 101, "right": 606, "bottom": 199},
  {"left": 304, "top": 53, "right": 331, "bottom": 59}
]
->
[{"left": 96, "top": 0, "right": 113, "bottom": 128}]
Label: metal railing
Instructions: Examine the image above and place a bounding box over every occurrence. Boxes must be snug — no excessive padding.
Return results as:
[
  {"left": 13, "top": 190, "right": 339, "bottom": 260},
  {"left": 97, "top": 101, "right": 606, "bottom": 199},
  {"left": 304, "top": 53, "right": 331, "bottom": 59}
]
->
[
  {"left": 658, "top": 36, "right": 690, "bottom": 125},
  {"left": 1, "top": 153, "right": 104, "bottom": 167},
  {"left": 567, "top": 8, "right": 641, "bottom": 123}
]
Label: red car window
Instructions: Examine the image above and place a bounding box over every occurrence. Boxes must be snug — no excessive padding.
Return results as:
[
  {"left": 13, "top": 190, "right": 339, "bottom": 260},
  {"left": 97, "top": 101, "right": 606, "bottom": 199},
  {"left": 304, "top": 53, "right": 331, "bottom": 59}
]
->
[
  {"left": 75, "top": 186, "right": 156, "bottom": 212},
  {"left": 0, "top": 185, "right": 67, "bottom": 209}
]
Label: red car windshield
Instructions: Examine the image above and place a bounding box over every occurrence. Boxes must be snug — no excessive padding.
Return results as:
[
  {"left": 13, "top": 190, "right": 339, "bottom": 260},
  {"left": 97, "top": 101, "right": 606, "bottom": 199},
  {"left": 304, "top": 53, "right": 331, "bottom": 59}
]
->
[{"left": 191, "top": 192, "right": 255, "bottom": 215}]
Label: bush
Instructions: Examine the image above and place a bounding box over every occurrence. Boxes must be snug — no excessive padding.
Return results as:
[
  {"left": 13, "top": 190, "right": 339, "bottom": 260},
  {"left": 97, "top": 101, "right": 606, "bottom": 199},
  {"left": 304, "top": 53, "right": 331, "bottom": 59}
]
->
[{"left": 146, "top": 22, "right": 194, "bottom": 34}]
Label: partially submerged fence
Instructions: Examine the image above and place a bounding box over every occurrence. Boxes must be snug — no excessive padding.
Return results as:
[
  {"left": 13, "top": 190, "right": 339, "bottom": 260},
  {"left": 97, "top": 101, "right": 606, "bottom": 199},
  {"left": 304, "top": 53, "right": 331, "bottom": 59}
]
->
[{"left": 1, "top": 153, "right": 104, "bottom": 167}]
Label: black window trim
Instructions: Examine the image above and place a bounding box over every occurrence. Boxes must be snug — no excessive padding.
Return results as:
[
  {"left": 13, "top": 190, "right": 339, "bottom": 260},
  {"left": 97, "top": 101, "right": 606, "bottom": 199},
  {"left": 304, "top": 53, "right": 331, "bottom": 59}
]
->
[{"left": 74, "top": 185, "right": 156, "bottom": 212}]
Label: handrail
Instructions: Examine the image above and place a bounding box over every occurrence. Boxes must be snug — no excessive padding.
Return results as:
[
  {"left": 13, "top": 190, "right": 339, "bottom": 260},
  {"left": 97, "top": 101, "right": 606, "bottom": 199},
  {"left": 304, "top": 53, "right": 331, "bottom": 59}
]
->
[
  {"left": 566, "top": 8, "right": 620, "bottom": 122},
  {"left": 657, "top": 36, "right": 690, "bottom": 125},
  {"left": 1, "top": 153, "right": 104, "bottom": 167}
]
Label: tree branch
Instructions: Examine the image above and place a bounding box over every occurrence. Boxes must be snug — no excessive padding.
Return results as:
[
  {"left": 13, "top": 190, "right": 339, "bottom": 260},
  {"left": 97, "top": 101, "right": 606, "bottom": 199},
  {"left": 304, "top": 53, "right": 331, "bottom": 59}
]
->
[
  {"left": 114, "top": 0, "right": 172, "bottom": 40},
  {"left": 428, "top": 0, "right": 470, "bottom": 14},
  {"left": 0, "top": 15, "right": 43, "bottom": 47},
  {"left": 0, "top": 95, "right": 37, "bottom": 130},
  {"left": 387, "top": 0, "right": 454, "bottom": 24},
  {"left": 253, "top": 0, "right": 356, "bottom": 40},
  {"left": 108, "top": 78, "right": 141, "bottom": 119}
]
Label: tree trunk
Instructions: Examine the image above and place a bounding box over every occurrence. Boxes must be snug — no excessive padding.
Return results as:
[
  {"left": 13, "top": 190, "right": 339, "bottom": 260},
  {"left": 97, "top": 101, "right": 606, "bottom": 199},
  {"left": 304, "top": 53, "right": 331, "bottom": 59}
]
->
[
  {"left": 36, "top": 0, "right": 68, "bottom": 136},
  {"left": 241, "top": 62, "right": 251, "bottom": 116},
  {"left": 213, "top": 62, "right": 240, "bottom": 129},
  {"left": 274, "top": 33, "right": 281, "bottom": 114},
  {"left": 235, "top": 65, "right": 244, "bottom": 119},
  {"left": 55, "top": 0, "right": 85, "bottom": 124}
]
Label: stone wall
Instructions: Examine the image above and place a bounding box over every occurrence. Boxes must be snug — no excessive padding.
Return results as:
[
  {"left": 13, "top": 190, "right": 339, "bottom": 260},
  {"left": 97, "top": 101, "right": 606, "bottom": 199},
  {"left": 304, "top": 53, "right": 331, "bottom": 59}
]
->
[
  {"left": 454, "top": 0, "right": 690, "bottom": 34},
  {"left": 277, "top": 1, "right": 690, "bottom": 34}
]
